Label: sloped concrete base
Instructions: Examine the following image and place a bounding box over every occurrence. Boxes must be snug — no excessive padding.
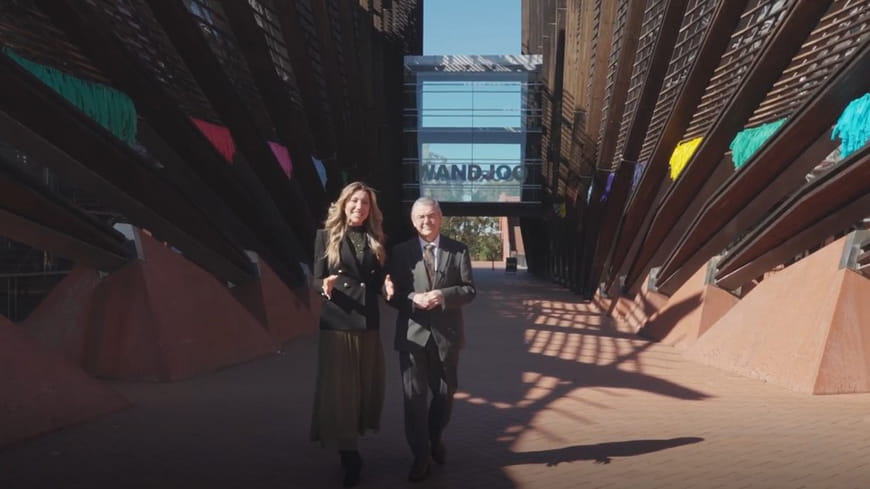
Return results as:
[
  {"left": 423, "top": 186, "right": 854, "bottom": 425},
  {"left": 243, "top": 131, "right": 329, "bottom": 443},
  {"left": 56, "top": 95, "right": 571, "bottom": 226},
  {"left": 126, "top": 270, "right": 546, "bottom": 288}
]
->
[
  {"left": 592, "top": 289, "right": 634, "bottom": 319},
  {"left": 813, "top": 269, "right": 870, "bottom": 393},
  {"left": 639, "top": 264, "right": 739, "bottom": 350},
  {"left": 84, "top": 231, "right": 277, "bottom": 381},
  {"left": 232, "top": 258, "right": 320, "bottom": 345},
  {"left": 685, "top": 237, "right": 870, "bottom": 394},
  {"left": 621, "top": 275, "right": 669, "bottom": 333},
  {"left": 22, "top": 266, "right": 102, "bottom": 364},
  {"left": 0, "top": 315, "right": 128, "bottom": 447}
]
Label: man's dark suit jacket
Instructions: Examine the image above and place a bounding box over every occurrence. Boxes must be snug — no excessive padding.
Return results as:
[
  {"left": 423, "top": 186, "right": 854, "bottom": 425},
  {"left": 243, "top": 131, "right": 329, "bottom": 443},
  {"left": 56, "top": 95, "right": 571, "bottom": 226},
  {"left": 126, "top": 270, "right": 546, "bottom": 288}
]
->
[
  {"left": 313, "top": 229, "right": 384, "bottom": 331},
  {"left": 388, "top": 235, "right": 476, "bottom": 357}
]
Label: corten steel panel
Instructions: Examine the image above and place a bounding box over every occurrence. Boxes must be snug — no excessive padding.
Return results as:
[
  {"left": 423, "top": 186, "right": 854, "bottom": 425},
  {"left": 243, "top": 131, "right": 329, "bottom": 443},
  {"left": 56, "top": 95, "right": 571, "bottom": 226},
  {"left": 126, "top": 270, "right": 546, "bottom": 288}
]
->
[
  {"left": 623, "top": 0, "right": 799, "bottom": 288},
  {"left": 0, "top": 2, "right": 112, "bottom": 85},
  {"left": 333, "top": 0, "right": 371, "bottom": 182},
  {"left": 607, "top": 0, "right": 668, "bottom": 170},
  {"left": 746, "top": 1, "right": 870, "bottom": 127},
  {"left": 548, "top": 30, "right": 567, "bottom": 195},
  {"left": 606, "top": 0, "right": 745, "bottom": 291},
  {"left": 0, "top": 56, "right": 255, "bottom": 285},
  {"left": 589, "top": 0, "right": 692, "bottom": 291},
  {"left": 656, "top": 25, "right": 870, "bottom": 295},
  {"left": 522, "top": 0, "right": 557, "bottom": 55},
  {"left": 35, "top": 0, "right": 309, "bottom": 286},
  {"left": 585, "top": 0, "right": 620, "bottom": 142},
  {"left": 576, "top": 0, "right": 646, "bottom": 296},
  {"left": 308, "top": 0, "right": 354, "bottom": 176},
  {"left": 0, "top": 160, "right": 130, "bottom": 270},
  {"left": 595, "top": 0, "right": 645, "bottom": 175},
  {"left": 610, "top": 0, "right": 691, "bottom": 169},
  {"left": 561, "top": 0, "right": 598, "bottom": 192},
  {"left": 636, "top": 0, "right": 721, "bottom": 165},
  {"left": 623, "top": 0, "right": 833, "bottom": 294},
  {"left": 147, "top": 0, "right": 316, "bottom": 256},
  {"left": 217, "top": 0, "right": 326, "bottom": 217},
  {"left": 273, "top": 0, "right": 339, "bottom": 164},
  {"left": 715, "top": 144, "right": 870, "bottom": 291}
]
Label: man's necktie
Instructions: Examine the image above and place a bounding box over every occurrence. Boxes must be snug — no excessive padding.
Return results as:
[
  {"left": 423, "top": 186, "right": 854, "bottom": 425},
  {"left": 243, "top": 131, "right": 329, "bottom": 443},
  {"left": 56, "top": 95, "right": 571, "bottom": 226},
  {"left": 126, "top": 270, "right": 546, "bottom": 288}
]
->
[{"left": 423, "top": 243, "right": 436, "bottom": 289}]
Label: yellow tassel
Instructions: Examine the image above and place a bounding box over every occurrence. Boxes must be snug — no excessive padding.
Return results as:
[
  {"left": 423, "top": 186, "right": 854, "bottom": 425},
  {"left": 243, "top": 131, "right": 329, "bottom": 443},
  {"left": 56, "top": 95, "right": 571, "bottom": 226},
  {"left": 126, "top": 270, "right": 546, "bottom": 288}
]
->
[{"left": 668, "top": 137, "right": 702, "bottom": 180}]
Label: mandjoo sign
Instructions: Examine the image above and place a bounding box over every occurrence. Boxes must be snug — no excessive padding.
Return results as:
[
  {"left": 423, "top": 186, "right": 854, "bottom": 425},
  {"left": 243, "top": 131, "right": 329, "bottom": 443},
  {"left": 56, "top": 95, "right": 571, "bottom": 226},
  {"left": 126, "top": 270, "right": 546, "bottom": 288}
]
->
[{"left": 420, "top": 164, "right": 526, "bottom": 182}]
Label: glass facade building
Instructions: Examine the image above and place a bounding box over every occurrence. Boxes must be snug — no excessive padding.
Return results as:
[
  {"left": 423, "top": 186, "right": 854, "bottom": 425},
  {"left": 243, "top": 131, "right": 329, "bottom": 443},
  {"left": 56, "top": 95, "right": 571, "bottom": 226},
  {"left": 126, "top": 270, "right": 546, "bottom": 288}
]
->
[{"left": 402, "top": 55, "right": 543, "bottom": 210}]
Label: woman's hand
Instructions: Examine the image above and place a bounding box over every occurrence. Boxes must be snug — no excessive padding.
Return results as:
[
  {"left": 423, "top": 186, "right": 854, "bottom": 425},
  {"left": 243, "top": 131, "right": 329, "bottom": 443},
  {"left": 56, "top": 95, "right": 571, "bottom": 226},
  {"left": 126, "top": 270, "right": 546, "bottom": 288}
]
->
[
  {"left": 321, "top": 274, "right": 339, "bottom": 299},
  {"left": 384, "top": 274, "right": 395, "bottom": 301}
]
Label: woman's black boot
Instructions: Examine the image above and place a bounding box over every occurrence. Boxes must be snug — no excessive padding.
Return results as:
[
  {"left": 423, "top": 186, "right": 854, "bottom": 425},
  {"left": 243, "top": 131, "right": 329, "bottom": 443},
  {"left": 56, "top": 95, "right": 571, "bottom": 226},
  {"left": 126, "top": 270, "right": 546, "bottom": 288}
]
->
[{"left": 339, "top": 450, "right": 362, "bottom": 487}]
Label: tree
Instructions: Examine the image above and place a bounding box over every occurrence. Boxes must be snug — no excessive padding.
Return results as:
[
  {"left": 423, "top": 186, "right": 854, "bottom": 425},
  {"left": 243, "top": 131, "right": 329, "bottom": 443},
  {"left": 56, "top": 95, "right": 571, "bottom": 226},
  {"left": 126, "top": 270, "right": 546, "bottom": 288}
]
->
[{"left": 440, "top": 216, "right": 503, "bottom": 262}]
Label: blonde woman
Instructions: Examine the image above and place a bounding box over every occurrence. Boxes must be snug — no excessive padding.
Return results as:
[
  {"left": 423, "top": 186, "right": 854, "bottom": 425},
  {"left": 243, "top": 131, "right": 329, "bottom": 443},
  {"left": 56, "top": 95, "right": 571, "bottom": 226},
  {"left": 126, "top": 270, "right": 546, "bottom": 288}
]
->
[{"left": 310, "top": 182, "right": 393, "bottom": 487}]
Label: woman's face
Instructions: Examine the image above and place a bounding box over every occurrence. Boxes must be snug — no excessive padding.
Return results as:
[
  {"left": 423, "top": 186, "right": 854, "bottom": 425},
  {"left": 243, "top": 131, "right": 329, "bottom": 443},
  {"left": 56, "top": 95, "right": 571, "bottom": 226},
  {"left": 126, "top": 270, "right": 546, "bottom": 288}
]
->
[{"left": 344, "top": 189, "right": 371, "bottom": 227}]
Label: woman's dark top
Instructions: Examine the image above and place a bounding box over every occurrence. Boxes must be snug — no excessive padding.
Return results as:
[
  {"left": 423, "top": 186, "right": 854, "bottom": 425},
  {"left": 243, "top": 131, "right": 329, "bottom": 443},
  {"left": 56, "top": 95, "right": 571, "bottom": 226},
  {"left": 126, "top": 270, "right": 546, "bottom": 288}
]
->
[{"left": 312, "top": 227, "right": 385, "bottom": 331}]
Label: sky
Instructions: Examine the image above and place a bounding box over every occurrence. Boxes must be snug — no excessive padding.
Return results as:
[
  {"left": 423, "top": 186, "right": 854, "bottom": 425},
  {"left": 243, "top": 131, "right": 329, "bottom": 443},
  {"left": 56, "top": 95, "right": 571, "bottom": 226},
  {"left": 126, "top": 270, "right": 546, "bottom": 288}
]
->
[{"left": 424, "top": 0, "right": 521, "bottom": 55}]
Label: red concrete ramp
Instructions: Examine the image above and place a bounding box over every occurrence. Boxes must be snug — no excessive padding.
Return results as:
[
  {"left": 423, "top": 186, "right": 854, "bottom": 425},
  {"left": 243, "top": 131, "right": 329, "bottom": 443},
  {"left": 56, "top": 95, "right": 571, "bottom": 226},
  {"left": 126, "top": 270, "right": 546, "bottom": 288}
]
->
[
  {"left": 640, "top": 263, "right": 739, "bottom": 350},
  {"left": 685, "top": 237, "right": 870, "bottom": 394},
  {"left": 22, "top": 266, "right": 102, "bottom": 364},
  {"left": 232, "top": 258, "right": 320, "bottom": 345},
  {"left": 813, "top": 268, "right": 870, "bottom": 393},
  {"left": 85, "top": 231, "right": 277, "bottom": 381},
  {"left": 621, "top": 275, "right": 669, "bottom": 333},
  {"left": 0, "top": 315, "right": 128, "bottom": 447}
]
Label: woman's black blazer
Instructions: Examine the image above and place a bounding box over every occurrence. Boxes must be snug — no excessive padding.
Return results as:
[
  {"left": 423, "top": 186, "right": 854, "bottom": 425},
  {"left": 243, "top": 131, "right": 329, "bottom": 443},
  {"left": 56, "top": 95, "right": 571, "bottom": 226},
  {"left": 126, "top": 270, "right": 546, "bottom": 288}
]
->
[{"left": 312, "top": 228, "right": 385, "bottom": 331}]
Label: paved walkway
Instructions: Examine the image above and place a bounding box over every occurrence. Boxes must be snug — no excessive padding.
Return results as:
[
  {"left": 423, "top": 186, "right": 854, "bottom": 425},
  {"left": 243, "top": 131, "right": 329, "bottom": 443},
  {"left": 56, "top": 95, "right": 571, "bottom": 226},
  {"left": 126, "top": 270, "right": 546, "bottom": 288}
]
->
[{"left": 2, "top": 268, "right": 870, "bottom": 489}]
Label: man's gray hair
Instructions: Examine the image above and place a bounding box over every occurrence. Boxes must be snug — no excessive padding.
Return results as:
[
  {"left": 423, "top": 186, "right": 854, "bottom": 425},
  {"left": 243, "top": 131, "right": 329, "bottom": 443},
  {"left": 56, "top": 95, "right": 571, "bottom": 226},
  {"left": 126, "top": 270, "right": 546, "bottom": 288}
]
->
[{"left": 412, "top": 196, "right": 441, "bottom": 213}]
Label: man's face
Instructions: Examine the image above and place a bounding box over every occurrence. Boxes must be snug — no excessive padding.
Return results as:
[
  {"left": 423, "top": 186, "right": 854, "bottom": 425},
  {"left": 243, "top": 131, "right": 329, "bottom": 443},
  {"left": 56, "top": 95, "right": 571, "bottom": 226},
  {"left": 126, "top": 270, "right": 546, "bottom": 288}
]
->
[{"left": 411, "top": 203, "right": 442, "bottom": 241}]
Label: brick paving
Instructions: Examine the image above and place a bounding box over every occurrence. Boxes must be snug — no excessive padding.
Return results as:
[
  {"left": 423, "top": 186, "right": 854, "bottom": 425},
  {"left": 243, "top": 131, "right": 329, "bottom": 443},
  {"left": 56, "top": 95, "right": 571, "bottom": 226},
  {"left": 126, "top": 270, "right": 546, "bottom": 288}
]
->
[{"left": 2, "top": 267, "right": 870, "bottom": 488}]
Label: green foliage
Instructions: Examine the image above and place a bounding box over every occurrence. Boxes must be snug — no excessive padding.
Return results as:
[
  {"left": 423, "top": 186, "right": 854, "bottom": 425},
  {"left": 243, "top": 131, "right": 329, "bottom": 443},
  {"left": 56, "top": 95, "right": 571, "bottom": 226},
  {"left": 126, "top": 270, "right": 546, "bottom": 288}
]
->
[{"left": 441, "top": 216, "right": 503, "bottom": 261}]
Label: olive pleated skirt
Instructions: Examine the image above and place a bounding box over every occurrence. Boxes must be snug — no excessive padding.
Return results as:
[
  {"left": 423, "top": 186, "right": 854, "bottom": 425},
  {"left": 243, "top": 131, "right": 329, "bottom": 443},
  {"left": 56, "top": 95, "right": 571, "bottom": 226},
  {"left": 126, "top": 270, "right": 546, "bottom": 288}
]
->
[{"left": 310, "top": 329, "right": 385, "bottom": 448}]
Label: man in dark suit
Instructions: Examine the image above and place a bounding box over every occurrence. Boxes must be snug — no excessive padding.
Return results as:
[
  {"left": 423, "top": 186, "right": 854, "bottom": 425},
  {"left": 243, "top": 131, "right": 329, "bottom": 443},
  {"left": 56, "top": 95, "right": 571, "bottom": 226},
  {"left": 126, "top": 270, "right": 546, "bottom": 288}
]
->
[{"left": 388, "top": 196, "right": 476, "bottom": 482}]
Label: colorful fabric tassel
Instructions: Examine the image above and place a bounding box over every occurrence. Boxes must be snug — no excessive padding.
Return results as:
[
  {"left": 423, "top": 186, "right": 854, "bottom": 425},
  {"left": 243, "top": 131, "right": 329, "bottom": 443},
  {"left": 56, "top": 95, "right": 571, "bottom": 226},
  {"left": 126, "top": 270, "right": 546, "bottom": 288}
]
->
[
  {"left": 268, "top": 141, "right": 292, "bottom": 177},
  {"left": 729, "top": 118, "right": 786, "bottom": 169},
  {"left": 631, "top": 161, "right": 646, "bottom": 190},
  {"left": 600, "top": 172, "right": 615, "bottom": 202},
  {"left": 4, "top": 48, "right": 138, "bottom": 144},
  {"left": 668, "top": 137, "right": 702, "bottom": 180},
  {"left": 311, "top": 155, "right": 327, "bottom": 188},
  {"left": 190, "top": 117, "right": 236, "bottom": 163},
  {"left": 831, "top": 93, "right": 870, "bottom": 158}
]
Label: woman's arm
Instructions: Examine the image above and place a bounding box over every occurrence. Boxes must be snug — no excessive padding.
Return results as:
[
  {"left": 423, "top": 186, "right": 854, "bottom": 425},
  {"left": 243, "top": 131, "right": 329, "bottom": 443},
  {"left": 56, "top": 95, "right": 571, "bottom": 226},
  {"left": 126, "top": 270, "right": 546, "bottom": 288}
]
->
[
  {"left": 312, "top": 229, "right": 328, "bottom": 291},
  {"left": 312, "top": 229, "right": 339, "bottom": 298}
]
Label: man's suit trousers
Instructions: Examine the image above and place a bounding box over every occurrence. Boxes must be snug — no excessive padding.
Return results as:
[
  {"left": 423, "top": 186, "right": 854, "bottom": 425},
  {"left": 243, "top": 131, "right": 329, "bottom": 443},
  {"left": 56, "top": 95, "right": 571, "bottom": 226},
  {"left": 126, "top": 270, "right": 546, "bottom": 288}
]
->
[{"left": 399, "top": 337, "right": 459, "bottom": 461}]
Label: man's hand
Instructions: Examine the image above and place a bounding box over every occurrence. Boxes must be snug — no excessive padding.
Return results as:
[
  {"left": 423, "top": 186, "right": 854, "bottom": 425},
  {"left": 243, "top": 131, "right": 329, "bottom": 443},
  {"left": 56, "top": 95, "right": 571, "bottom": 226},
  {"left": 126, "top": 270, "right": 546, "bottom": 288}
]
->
[
  {"left": 321, "top": 274, "right": 338, "bottom": 299},
  {"left": 427, "top": 289, "right": 444, "bottom": 308},
  {"left": 412, "top": 290, "right": 444, "bottom": 310}
]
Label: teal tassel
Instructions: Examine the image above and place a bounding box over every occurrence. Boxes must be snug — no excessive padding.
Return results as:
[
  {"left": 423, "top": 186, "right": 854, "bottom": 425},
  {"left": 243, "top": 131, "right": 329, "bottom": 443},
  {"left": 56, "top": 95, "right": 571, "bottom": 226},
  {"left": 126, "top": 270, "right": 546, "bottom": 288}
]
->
[
  {"left": 729, "top": 118, "right": 786, "bottom": 170},
  {"left": 832, "top": 93, "right": 870, "bottom": 158},
  {"left": 4, "top": 48, "right": 138, "bottom": 144}
]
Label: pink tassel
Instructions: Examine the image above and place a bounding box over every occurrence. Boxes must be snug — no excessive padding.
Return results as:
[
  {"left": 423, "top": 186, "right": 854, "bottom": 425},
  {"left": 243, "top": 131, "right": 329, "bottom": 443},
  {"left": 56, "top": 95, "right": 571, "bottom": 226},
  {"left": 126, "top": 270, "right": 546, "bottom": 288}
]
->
[
  {"left": 190, "top": 117, "right": 236, "bottom": 163},
  {"left": 268, "top": 141, "right": 293, "bottom": 178}
]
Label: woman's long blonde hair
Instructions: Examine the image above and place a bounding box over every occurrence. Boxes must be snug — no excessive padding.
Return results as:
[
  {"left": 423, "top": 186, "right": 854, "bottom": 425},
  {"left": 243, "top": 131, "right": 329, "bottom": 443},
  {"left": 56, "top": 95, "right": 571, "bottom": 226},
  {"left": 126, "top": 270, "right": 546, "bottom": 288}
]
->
[{"left": 323, "top": 182, "right": 386, "bottom": 268}]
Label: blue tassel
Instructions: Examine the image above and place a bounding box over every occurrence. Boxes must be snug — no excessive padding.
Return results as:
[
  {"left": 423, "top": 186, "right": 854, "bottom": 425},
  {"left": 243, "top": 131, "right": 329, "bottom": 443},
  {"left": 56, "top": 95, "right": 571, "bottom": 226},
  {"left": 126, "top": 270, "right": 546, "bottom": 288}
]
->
[{"left": 832, "top": 93, "right": 870, "bottom": 158}]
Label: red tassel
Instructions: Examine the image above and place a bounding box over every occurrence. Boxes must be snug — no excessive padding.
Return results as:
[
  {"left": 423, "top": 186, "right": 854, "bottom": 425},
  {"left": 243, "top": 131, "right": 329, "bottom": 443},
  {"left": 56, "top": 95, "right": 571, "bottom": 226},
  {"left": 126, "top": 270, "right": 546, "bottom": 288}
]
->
[{"left": 190, "top": 117, "right": 236, "bottom": 163}]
